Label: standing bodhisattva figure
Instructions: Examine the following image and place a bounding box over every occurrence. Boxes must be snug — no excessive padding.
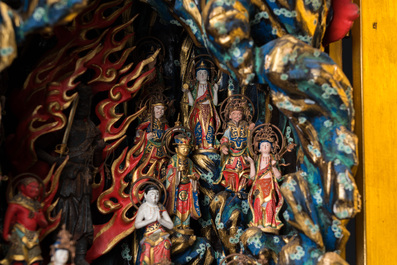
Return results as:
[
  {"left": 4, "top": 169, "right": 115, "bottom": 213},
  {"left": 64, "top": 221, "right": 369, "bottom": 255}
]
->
[
  {"left": 165, "top": 134, "right": 201, "bottom": 230},
  {"left": 183, "top": 60, "right": 220, "bottom": 150}
]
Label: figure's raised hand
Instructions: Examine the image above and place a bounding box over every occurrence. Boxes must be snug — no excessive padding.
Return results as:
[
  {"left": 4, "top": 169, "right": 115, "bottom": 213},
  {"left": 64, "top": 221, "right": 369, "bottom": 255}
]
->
[
  {"left": 217, "top": 75, "right": 223, "bottom": 86},
  {"left": 221, "top": 146, "right": 228, "bottom": 155},
  {"left": 213, "top": 83, "right": 219, "bottom": 93},
  {"left": 244, "top": 156, "right": 254, "bottom": 165}
]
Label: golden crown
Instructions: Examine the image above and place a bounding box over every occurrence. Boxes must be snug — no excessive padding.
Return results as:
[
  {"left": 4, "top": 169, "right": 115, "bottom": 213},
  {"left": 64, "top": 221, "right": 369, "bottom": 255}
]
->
[
  {"left": 196, "top": 60, "right": 210, "bottom": 70},
  {"left": 253, "top": 125, "right": 279, "bottom": 151},
  {"left": 150, "top": 93, "right": 168, "bottom": 108},
  {"left": 174, "top": 134, "right": 191, "bottom": 146},
  {"left": 227, "top": 97, "right": 250, "bottom": 114}
]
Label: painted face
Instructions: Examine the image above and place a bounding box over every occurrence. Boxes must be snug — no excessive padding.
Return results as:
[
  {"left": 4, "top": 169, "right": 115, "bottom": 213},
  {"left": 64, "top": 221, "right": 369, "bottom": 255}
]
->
[
  {"left": 53, "top": 249, "right": 69, "bottom": 264},
  {"left": 153, "top": 105, "right": 165, "bottom": 119},
  {"left": 196, "top": 69, "right": 208, "bottom": 82},
  {"left": 229, "top": 110, "right": 243, "bottom": 124},
  {"left": 144, "top": 189, "right": 160, "bottom": 205},
  {"left": 21, "top": 180, "right": 40, "bottom": 199},
  {"left": 176, "top": 145, "right": 190, "bottom": 157},
  {"left": 259, "top": 141, "right": 272, "bottom": 155}
]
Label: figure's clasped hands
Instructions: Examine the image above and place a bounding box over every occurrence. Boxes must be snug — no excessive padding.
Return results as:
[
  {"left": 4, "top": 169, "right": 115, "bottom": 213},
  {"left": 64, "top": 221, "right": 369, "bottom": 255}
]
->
[{"left": 148, "top": 208, "right": 161, "bottom": 224}]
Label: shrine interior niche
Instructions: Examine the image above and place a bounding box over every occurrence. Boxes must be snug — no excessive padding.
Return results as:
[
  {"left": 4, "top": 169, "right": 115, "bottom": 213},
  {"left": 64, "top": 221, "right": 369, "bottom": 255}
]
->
[{"left": 0, "top": 0, "right": 361, "bottom": 264}]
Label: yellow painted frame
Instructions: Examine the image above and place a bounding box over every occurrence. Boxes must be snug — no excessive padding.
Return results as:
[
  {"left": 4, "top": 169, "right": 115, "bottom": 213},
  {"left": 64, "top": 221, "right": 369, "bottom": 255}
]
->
[
  {"left": 327, "top": 1, "right": 367, "bottom": 263},
  {"left": 337, "top": 0, "right": 397, "bottom": 264},
  {"left": 351, "top": 1, "right": 364, "bottom": 263}
]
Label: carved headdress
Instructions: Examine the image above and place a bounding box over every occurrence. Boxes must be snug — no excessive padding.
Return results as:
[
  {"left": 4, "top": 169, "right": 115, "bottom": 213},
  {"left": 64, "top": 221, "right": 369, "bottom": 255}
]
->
[
  {"left": 195, "top": 59, "right": 210, "bottom": 73},
  {"left": 254, "top": 126, "right": 279, "bottom": 152},
  {"left": 225, "top": 97, "right": 252, "bottom": 122},
  {"left": 174, "top": 134, "right": 191, "bottom": 146},
  {"left": 228, "top": 97, "right": 247, "bottom": 112},
  {"left": 150, "top": 93, "right": 168, "bottom": 108},
  {"left": 249, "top": 123, "right": 295, "bottom": 161},
  {"left": 188, "top": 55, "right": 219, "bottom": 82},
  {"left": 136, "top": 92, "right": 170, "bottom": 122}
]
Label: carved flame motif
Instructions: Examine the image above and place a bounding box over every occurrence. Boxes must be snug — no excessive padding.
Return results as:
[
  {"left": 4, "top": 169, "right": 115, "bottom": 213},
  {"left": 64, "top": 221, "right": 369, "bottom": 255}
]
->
[
  {"left": 9, "top": 0, "right": 138, "bottom": 171},
  {"left": 7, "top": 0, "right": 157, "bottom": 250},
  {"left": 87, "top": 145, "right": 143, "bottom": 261},
  {"left": 89, "top": 51, "right": 161, "bottom": 260},
  {"left": 40, "top": 158, "right": 69, "bottom": 240}
]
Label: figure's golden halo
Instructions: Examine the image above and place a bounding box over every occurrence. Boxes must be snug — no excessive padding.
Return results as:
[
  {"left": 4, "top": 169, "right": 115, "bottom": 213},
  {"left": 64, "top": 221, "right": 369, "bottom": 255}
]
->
[
  {"left": 160, "top": 126, "right": 195, "bottom": 158},
  {"left": 248, "top": 123, "right": 285, "bottom": 160},
  {"left": 218, "top": 94, "right": 256, "bottom": 135},
  {"left": 134, "top": 36, "right": 166, "bottom": 63},
  {"left": 187, "top": 54, "right": 222, "bottom": 83},
  {"left": 130, "top": 176, "right": 167, "bottom": 210},
  {"left": 136, "top": 92, "right": 170, "bottom": 120}
]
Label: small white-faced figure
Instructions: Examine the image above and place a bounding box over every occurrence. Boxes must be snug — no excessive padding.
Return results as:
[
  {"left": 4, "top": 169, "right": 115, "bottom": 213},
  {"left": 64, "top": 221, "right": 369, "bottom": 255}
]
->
[
  {"left": 145, "top": 189, "right": 160, "bottom": 205},
  {"left": 135, "top": 185, "right": 174, "bottom": 230},
  {"left": 196, "top": 69, "right": 208, "bottom": 83},
  {"left": 153, "top": 105, "right": 165, "bottom": 120},
  {"left": 52, "top": 249, "right": 69, "bottom": 265},
  {"left": 229, "top": 110, "right": 243, "bottom": 124},
  {"left": 259, "top": 141, "right": 272, "bottom": 155}
]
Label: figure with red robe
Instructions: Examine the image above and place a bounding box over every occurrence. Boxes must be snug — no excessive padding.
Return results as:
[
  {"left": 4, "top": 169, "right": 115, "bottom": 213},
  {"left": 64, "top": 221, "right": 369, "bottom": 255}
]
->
[
  {"left": 1, "top": 177, "right": 48, "bottom": 265},
  {"left": 218, "top": 101, "right": 255, "bottom": 193},
  {"left": 183, "top": 60, "right": 220, "bottom": 150},
  {"left": 165, "top": 134, "right": 201, "bottom": 230},
  {"left": 132, "top": 100, "right": 169, "bottom": 182},
  {"left": 134, "top": 185, "right": 174, "bottom": 265},
  {"left": 247, "top": 140, "right": 284, "bottom": 234}
]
